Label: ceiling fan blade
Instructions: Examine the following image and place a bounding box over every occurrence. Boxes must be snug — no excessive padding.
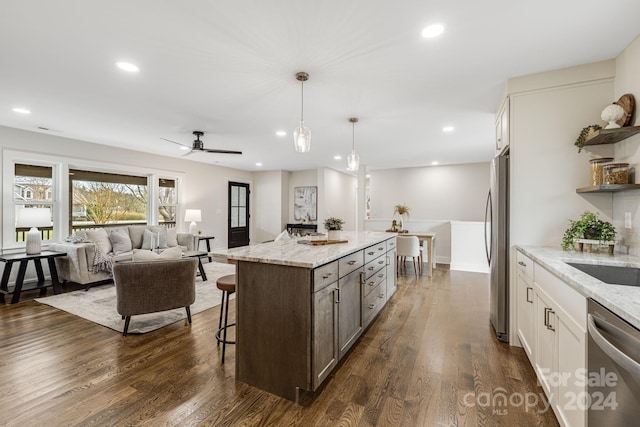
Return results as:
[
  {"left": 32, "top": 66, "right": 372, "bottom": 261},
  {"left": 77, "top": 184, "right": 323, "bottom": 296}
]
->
[
  {"left": 202, "top": 148, "right": 243, "bottom": 155},
  {"left": 181, "top": 149, "right": 196, "bottom": 157},
  {"left": 161, "top": 137, "right": 190, "bottom": 148}
]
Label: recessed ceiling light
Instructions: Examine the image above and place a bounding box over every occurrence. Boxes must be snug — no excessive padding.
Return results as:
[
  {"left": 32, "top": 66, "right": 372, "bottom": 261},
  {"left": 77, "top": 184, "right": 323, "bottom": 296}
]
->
[
  {"left": 276, "top": 131, "right": 287, "bottom": 137},
  {"left": 179, "top": 146, "right": 189, "bottom": 151},
  {"left": 366, "top": 174, "right": 371, "bottom": 178},
  {"left": 422, "top": 24, "right": 445, "bottom": 38},
  {"left": 334, "top": 155, "right": 342, "bottom": 160},
  {"left": 431, "top": 161, "right": 439, "bottom": 165},
  {"left": 256, "top": 162, "right": 263, "bottom": 167},
  {"left": 442, "top": 126, "right": 455, "bottom": 132},
  {"left": 116, "top": 61, "right": 140, "bottom": 72},
  {"left": 12, "top": 107, "right": 31, "bottom": 114}
]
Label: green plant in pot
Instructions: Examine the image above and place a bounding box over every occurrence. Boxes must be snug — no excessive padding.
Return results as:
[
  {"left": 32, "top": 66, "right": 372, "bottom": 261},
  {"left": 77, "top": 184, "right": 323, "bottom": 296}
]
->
[
  {"left": 561, "top": 211, "right": 616, "bottom": 251},
  {"left": 324, "top": 217, "right": 345, "bottom": 241}
]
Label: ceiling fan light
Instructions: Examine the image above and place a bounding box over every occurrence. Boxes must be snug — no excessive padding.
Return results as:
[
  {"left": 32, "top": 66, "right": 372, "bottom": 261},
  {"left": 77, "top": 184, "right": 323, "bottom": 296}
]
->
[
  {"left": 294, "top": 121, "right": 311, "bottom": 152},
  {"left": 347, "top": 151, "right": 360, "bottom": 171}
]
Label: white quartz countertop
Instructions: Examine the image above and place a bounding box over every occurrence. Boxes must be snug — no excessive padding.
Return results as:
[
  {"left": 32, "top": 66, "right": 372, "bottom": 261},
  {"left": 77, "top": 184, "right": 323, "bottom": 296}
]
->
[
  {"left": 517, "top": 245, "right": 640, "bottom": 330},
  {"left": 212, "top": 231, "right": 394, "bottom": 269}
]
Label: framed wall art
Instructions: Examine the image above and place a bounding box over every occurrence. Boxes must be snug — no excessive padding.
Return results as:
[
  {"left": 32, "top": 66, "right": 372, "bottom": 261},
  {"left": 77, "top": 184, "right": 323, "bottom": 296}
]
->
[{"left": 294, "top": 186, "right": 317, "bottom": 221}]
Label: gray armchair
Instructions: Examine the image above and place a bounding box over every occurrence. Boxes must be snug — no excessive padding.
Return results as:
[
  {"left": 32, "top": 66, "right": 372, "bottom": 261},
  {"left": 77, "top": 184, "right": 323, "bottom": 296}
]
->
[{"left": 113, "top": 258, "right": 198, "bottom": 336}]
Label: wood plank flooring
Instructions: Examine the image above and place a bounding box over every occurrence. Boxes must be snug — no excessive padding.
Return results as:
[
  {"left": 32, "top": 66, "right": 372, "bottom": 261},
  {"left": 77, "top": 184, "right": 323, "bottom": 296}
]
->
[{"left": 0, "top": 267, "right": 559, "bottom": 426}]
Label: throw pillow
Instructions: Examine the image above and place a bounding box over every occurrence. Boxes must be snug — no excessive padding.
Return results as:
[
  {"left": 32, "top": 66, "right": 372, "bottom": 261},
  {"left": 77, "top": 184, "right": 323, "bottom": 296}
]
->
[
  {"left": 166, "top": 227, "right": 178, "bottom": 247},
  {"left": 85, "top": 228, "right": 112, "bottom": 254},
  {"left": 109, "top": 229, "right": 132, "bottom": 255},
  {"left": 149, "top": 226, "right": 169, "bottom": 248},
  {"left": 132, "top": 246, "right": 183, "bottom": 261},
  {"left": 141, "top": 229, "right": 168, "bottom": 250},
  {"left": 274, "top": 229, "right": 291, "bottom": 242}
]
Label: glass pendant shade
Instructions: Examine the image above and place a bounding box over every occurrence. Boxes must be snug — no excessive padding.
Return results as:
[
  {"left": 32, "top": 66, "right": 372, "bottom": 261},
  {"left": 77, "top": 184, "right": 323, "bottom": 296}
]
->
[
  {"left": 293, "top": 72, "right": 311, "bottom": 153},
  {"left": 347, "top": 150, "right": 359, "bottom": 171},
  {"left": 294, "top": 121, "right": 311, "bottom": 153},
  {"left": 346, "top": 117, "right": 360, "bottom": 171}
]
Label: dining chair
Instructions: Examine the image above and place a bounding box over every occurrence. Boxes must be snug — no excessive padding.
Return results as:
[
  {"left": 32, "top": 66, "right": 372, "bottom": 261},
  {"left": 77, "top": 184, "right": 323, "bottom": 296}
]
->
[{"left": 396, "top": 235, "right": 421, "bottom": 276}]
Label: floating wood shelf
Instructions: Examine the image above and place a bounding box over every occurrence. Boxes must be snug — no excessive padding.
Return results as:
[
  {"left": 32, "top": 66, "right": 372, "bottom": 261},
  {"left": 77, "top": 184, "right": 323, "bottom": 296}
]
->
[
  {"left": 582, "top": 125, "right": 640, "bottom": 146},
  {"left": 576, "top": 184, "right": 640, "bottom": 193}
]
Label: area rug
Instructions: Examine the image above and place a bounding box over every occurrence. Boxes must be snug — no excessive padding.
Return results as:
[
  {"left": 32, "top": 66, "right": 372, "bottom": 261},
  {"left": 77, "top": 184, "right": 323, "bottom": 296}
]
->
[{"left": 35, "top": 261, "right": 236, "bottom": 334}]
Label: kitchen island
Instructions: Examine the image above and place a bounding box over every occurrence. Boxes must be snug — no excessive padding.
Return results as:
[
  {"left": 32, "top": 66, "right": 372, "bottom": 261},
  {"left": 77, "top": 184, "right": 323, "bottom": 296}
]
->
[{"left": 212, "top": 231, "right": 397, "bottom": 401}]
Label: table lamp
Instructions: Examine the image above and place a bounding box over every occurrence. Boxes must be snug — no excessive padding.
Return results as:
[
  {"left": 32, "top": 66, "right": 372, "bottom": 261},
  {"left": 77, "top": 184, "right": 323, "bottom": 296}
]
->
[
  {"left": 16, "top": 207, "right": 51, "bottom": 254},
  {"left": 184, "top": 209, "right": 201, "bottom": 235}
]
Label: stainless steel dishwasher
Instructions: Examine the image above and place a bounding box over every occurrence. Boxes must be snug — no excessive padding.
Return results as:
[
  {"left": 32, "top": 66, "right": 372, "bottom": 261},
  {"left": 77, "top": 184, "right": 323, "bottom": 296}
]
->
[{"left": 587, "top": 298, "right": 640, "bottom": 426}]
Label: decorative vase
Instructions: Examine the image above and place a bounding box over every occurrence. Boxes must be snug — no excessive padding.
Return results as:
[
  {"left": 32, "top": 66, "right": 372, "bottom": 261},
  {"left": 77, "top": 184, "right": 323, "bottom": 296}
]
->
[{"left": 328, "top": 230, "right": 339, "bottom": 241}]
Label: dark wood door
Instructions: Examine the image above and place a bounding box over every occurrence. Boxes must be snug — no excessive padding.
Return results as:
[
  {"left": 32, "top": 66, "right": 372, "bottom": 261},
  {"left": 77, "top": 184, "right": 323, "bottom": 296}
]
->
[{"left": 228, "top": 181, "right": 250, "bottom": 248}]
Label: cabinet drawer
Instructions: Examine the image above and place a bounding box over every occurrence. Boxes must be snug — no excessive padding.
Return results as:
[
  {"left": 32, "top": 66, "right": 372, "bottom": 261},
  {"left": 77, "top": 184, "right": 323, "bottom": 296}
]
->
[
  {"left": 516, "top": 250, "right": 533, "bottom": 280},
  {"left": 363, "top": 282, "right": 386, "bottom": 326},
  {"left": 364, "top": 266, "right": 386, "bottom": 296},
  {"left": 339, "top": 250, "right": 364, "bottom": 278},
  {"left": 386, "top": 237, "right": 396, "bottom": 251},
  {"left": 363, "top": 254, "right": 387, "bottom": 280},
  {"left": 364, "top": 242, "right": 387, "bottom": 264},
  {"left": 313, "top": 260, "right": 338, "bottom": 292}
]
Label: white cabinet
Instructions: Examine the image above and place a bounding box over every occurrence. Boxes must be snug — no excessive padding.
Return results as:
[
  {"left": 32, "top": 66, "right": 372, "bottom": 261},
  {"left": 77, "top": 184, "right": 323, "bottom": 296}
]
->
[
  {"left": 495, "top": 96, "right": 509, "bottom": 155},
  {"left": 516, "top": 251, "right": 535, "bottom": 360},
  {"left": 533, "top": 262, "right": 587, "bottom": 427},
  {"left": 515, "top": 249, "right": 587, "bottom": 427}
]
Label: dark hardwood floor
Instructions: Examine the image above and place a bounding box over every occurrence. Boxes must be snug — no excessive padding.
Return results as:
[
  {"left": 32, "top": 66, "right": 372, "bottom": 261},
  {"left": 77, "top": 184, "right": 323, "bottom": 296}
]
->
[{"left": 0, "top": 267, "right": 559, "bottom": 426}]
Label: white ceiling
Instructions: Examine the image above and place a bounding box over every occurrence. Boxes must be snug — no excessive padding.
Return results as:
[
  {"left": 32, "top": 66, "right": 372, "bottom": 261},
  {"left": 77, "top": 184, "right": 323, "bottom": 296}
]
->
[{"left": 2, "top": 0, "right": 640, "bottom": 172}]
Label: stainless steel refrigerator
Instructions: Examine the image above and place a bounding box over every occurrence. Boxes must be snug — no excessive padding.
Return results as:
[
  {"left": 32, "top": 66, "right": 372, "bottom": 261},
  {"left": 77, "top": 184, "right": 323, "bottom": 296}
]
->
[{"left": 484, "top": 153, "right": 509, "bottom": 342}]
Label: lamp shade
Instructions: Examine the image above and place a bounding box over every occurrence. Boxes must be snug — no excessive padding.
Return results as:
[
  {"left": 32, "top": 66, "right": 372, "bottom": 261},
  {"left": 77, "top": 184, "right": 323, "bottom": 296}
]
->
[
  {"left": 184, "top": 209, "right": 201, "bottom": 222},
  {"left": 184, "top": 209, "right": 201, "bottom": 235},
  {"left": 16, "top": 207, "right": 51, "bottom": 228}
]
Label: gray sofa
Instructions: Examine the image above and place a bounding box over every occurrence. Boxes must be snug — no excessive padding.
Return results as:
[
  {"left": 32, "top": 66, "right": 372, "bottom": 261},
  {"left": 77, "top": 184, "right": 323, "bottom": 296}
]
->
[{"left": 50, "top": 225, "right": 195, "bottom": 286}]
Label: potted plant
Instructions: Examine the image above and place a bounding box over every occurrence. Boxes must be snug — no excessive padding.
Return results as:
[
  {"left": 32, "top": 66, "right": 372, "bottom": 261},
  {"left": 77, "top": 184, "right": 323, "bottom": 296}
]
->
[
  {"left": 324, "top": 217, "right": 345, "bottom": 241},
  {"left": 561, "top": 211, "right": 616, "bottom": 251},
  {"left": 393, "top": 204, "right": 410, "bottom": 231}
]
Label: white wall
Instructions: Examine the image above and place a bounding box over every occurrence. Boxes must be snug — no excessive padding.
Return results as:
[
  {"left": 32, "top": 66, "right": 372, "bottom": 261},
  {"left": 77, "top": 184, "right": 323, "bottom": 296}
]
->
[
  {"left": 506, "top": 60, "right": 615, "bottom": 344},
  {"left": 365, "top": 162, "right": 489, "bottom": 266},
  {"left": 253, "top": 170, "right": 288, "bottom": 243},
  {"left": 613, "top": 35, "right": 640, "bottom": 255},
  {"left": 0, "top": 126, "right": 254, "bottom": 252},
  {"left": 368, "top": 162, "right": 490, "bottom": 221},
  {"left": 450, "top": 221, "right": 489, "bottom": 273},
  {"left": 287, "top": 169, "right": 318, "bottom": 224},
  {"left": 323, "top": 168, "right": 357, "bottom": 231}
]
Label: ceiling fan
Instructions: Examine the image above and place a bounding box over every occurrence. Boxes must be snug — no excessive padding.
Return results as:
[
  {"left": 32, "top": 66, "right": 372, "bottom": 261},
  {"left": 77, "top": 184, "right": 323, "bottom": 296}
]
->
[{"left": 161, "top": 131, "right": 242, "bottom": 155}]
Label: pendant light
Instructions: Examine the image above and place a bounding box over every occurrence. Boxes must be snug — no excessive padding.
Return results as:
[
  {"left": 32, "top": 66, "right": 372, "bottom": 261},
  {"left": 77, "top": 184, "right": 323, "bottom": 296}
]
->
[
  {"left": 293, "top": 72, "right": 311, "bottom": 152},
  {"left": 346, "top": 117, "right": 360, "bottom": 171}
]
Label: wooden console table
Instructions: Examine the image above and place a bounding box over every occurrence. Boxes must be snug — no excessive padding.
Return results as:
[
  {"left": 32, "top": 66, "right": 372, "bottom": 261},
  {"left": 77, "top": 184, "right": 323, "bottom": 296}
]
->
[{"left": 0, "top": 251, "right": 66, "bottom": 304}]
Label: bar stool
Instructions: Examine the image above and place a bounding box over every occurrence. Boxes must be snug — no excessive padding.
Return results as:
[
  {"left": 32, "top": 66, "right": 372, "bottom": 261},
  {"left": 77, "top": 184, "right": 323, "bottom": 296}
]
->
[{"left": 216, "top": 274, "right": 236, "bottom": 363}]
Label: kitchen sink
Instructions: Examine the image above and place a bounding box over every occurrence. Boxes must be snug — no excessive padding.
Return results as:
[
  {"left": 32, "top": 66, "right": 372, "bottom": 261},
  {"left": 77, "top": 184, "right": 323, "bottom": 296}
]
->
[{"left": 567, "top": 262, "right": 640, "bottom": 287}]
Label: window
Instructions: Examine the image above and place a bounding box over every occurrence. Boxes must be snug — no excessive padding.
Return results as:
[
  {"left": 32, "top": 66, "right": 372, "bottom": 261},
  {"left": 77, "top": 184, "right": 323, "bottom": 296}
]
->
[
  {"left": 14, "top": 163, "right": 54, "bottom": 242},
  {"left": 158, "top": 178, "right": 177, "bottom": 227},
  {"left": 69, "top": 169, "right": 147, "bottom": 232}
]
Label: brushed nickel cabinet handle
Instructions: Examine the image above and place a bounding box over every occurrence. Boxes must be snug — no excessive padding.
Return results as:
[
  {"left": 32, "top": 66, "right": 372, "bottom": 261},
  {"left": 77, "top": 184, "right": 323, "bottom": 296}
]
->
[
  {"left": 322, "top": 272, "right": 332, "bottom": 279},
  {"left": 368, "top": 303, "right": 376, "bottom": 310},
  {"left": 547, "top": 310, "right": 555, "bottom": 331},
  {"left": 526, "top": 287, "right": 533, "bottom": 303},
  {"left": 378, "top": 246, "right": 384, "bottom": 251},
  {"left": 368, "top": 266, "right": 375, "bottom": 271},
  {"left": 368, "top": 251, "right": 375, "bottom": 255},
  {"left": 334, "top": 288, "right": 340, "bottom": 304},
  {"left": 378, "top": 260, "right": 384, "bottom": 265},
  {"left": 368, "top": 281, "right": 375, "bottom": 287},
  {"left": 348, "top": 260, "right": 357, "bottom": 265},
  {"left": 544, "top": 307, "right": 551, "bottom": 327},
  {"left": 378, "top": 293, "right": 384, "bottom": 299},
  {"left": 378, "top": 274, "right": 384, "bottom": 278},
  {"left": 518, "top": 261, "right": 526, "bottom": 267}
]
